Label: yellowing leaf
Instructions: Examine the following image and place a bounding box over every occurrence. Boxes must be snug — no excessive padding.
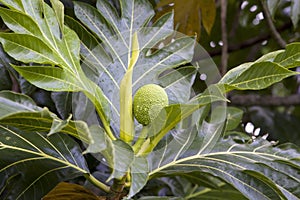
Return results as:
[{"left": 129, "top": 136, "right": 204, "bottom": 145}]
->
[
  {"left": 156, "top": 0, "right": 216, "bottom": 40},
  {"left": 199, "top": 0, "right": 216, "bottom": 34}
]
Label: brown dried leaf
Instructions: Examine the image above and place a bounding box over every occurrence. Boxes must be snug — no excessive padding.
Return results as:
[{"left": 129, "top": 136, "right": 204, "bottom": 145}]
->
[
  {"left": 42, "top": 182, "right": 103, "bottom": 200},
  {"left": 156, "top": 0, "right": 216, "bottom": 40}
]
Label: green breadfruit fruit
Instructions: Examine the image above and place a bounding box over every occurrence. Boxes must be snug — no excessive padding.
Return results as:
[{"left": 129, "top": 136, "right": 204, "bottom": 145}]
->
[{"left": 133, "top": 84, "right": 169, "bottom": 125}]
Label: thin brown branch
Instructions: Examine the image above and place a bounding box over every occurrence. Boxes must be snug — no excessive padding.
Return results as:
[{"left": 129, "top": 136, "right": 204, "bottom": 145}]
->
[
  {"left": 220, "top": 0, "right": 228, "bottom": 76},
  {"left": 228, "top": 1, "right": 243, "bottom": 38},
  {"left": 229, "top": 94, "right": 300, "bottom": 107},
  {"left": 260, "top": 0, "right": 286, "bottom": 48},
  {"left": 204, "top": 21, "right": 292, "bottom": 58},
  {"left": 229, "top": 1, "right": 243, "bottom": 38},
  {"left": 9, "top": 73, "right": 20, "bottom": 92}
]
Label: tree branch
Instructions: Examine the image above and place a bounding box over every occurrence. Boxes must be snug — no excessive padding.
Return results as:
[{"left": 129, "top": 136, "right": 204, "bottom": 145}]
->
[
  {"left": 229, "top": 1, "right": 243, "bottom": 38},
  {"left": 193, "top": 22, "right": 291, "bottom": 62},
  {"left": 206, "top": 21, "right": 292, "bottom": 58},
  {"left": 260, "top": 0, "right": 286, "bottom": 48},
  {"left": 220, "top": 0, "right": 228, "bottom": 76},
  {"left": 229, "top": 94, "right": 300, "bottom": 107}
]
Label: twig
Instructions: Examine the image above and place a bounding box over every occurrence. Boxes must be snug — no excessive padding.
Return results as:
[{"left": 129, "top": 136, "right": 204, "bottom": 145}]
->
[
  {"left": 229, "top": 94, "right": 300, "bottom": 107},
  {"left": 9, "top": 71, "right": 20, "bottom": 92},
  {"left": 192, "top": 21, "right": 292, "bottom": 61},
  {"left": 229, "top": 1, "right": 243, "bottom": 38},
  {"left": 260, "top": 0, "right": 286, "bottom": 48},
  {"left": 220, "top": 0, "right": 228, "bottom": 76}
]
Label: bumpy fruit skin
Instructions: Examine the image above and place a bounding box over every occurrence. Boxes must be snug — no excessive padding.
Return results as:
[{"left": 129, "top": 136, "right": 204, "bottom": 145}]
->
[{"left": 133, "top": 84, "right": 169, "bottom": 125}]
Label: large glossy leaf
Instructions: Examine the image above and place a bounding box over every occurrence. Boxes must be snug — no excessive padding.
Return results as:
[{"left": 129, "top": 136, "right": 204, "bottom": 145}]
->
[
  {"left": 0, "top": 33, "right": 60, "bottom": 64},
  {"left": 159, "top": 176, "right": 195, "bottom": 197},
  {"left": 73, "top": 0, "right": 196, "bottom": 138},
  {"left": 148, "top": 135, "right": 300, "bottom": 200},
  {"left": 138, "top": 176, "right": 246, "bottom": 199},
  {"left": 0, "top": 125, "right": 89, "bottom": 200},
  {"left": 0, "top": 0, "right": 111, "bottom": 137},
  {"left": 70, "top": 2, "right": 205, "bottom": 189},
  {"left": 64, "top": 15, "right": 111, "bottom": 83},
  {"left": 12, "top": 65, "right": 83, "bottom": 92},
  {"left": 0, "top": 6, "right": 43, "bottom": 37},
  {"left": 0, "top": 90, "right": 92, "bottom": 143},
  {"left": 158, "top": 66, "right": 197, "bottom": 103}
]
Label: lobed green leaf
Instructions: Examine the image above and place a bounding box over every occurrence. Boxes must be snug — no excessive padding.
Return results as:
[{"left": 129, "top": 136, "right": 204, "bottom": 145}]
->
[
  {"left": 0, "top": 125, "right": 89, "bottom": 199},
  {"left": 0, "top": 91, "right": 92, "bottom": 143},
  {"left": 149, "top": 137, "right": 300, "bottom": 200}
]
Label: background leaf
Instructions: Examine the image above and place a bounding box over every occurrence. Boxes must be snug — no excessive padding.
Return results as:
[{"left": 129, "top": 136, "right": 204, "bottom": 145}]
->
[
  {"left": 246, "top": 107, "right": 300, "bottom": 145},
  {"left": 224, "top": 107, "right": 244, "bottom": 131},
  {"left": 291, "top": 0, "right": 300, "bottom": 28},
  {"left": 267, "top": 0, "right": 280, "bottom": 18},
  {"left": 220, "top": 61, "right": 298, "bottom": 91},
  {"left": 51, "top": 92, "right": 72, "bottom": 119},
  {"left": 0, "top": 47, "right": 13, "bottom": 90}
]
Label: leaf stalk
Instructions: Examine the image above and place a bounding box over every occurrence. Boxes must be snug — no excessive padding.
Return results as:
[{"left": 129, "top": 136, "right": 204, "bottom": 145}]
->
[{"left": 84, "top": 173, "right": 110, "bottom": 193}]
